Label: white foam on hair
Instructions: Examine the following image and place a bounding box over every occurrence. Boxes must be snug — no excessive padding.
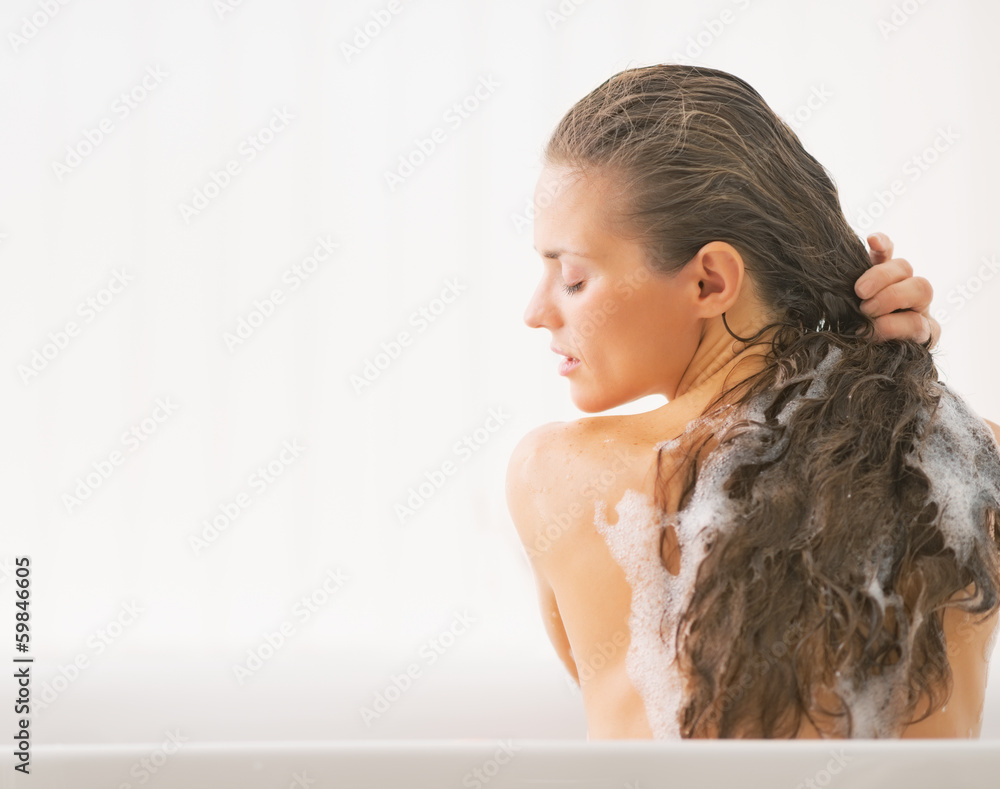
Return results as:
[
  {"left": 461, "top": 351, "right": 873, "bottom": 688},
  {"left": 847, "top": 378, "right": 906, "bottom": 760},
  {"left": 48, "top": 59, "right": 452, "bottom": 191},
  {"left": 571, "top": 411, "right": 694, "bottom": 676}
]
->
[
  {"left": 866, "top": 572, "right": 887, "bottom": 614},
  {"left": 908, "top": 384, "right": 1000, "bottom": 565},
  {"left": 831, "top": 601, "right": 925, "bottom": 738},
  {"left": 594, "top": 348, "right": 1000, "bottom": 739},
  {"left": 593, "top": 348, "right": 845, "bottom": 737}
]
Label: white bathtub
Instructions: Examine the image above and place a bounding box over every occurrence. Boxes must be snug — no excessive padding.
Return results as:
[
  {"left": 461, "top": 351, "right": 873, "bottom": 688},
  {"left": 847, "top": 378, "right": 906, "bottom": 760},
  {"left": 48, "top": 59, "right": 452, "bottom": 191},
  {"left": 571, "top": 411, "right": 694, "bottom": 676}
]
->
[
  {"left": 13, "top": 642, "right": 1000, "bottom": 787},
  {"left": 15, "top": 739, "right": 1000, "bottom": 788}
]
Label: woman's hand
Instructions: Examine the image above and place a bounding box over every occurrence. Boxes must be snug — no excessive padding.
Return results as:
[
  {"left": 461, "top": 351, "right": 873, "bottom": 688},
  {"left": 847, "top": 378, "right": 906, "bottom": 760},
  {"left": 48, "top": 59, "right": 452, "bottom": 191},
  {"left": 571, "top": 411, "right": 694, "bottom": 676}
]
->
[{"left": 855, "top": 232, "right": 940, "bottom": 349}]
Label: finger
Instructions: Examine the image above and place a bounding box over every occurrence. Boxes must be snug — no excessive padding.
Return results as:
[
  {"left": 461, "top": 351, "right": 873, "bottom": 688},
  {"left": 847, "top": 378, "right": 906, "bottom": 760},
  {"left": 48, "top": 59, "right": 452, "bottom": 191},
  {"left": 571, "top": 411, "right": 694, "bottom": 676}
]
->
[
  {"left": 927, "top": 314, "right": 941, "bottom": 350},
  {"left": 866, "top": 232, "right": 894, "bottom": 266},
  {"left": 855, "top": 257, "right": 914, "bottom": 300},
  {"left": 859, "top": 276, "right": 933, "bottom": 317},
  {"left": 870, "top": 311, "right": 932, "bottom": 344}
]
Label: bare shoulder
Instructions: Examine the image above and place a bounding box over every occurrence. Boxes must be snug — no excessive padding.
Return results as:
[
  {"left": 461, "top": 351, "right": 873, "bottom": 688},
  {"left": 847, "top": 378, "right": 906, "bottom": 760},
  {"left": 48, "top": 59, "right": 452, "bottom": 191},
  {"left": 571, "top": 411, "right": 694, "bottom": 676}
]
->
[
  {"left": 505, "top": 415, "right": 652, "bottom": 559},
  {"left": 506, "top": 414, "right": 636, "bottom": 491},
  {"left": 505, "top": 421, "right": 567, "bottom": 516}
]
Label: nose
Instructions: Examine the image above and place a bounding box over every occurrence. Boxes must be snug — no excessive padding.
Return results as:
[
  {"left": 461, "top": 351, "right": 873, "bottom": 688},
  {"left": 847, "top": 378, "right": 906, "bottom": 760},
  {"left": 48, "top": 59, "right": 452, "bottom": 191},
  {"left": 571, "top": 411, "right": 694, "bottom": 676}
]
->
[{"left": 523, "top": 277, "right": 556, "bottom": 329}]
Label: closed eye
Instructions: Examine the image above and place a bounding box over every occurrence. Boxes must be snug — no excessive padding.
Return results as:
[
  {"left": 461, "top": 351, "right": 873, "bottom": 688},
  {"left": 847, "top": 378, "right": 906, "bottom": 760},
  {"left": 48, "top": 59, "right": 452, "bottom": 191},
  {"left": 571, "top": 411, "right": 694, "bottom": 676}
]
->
[{"left": 563, "top": 281, "right": 584, "bottom": 295}]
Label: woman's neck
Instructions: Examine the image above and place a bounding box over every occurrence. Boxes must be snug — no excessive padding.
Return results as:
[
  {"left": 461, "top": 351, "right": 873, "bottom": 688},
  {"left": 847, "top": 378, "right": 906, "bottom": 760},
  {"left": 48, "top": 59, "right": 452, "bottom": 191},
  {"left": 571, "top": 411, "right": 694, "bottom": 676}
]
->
[{"left": 670, "top": 319, "right": 774, "bottom": 409}]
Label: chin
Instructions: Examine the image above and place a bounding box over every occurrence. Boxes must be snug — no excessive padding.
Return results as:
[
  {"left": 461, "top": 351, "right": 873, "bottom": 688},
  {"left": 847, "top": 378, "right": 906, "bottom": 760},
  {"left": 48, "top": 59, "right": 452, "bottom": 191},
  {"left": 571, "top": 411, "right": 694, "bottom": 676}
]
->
[{"left": 569, "top": 385, "right": 628, "bottom": 414}]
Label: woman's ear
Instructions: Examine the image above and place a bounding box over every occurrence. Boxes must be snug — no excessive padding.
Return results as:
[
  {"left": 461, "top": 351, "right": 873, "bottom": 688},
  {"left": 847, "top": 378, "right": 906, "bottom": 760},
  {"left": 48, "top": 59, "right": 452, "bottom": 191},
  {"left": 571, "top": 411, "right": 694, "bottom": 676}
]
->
[{"left": 687, "top": 241, "right": 745, "bottom": 318}]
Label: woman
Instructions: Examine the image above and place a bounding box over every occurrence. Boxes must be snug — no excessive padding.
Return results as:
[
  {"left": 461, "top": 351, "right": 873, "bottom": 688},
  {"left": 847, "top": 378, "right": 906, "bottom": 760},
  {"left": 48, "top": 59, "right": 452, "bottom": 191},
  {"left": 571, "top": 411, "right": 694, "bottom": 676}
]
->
[{"left": 506, "top": 64, "right": 1000, "bottom": 739}]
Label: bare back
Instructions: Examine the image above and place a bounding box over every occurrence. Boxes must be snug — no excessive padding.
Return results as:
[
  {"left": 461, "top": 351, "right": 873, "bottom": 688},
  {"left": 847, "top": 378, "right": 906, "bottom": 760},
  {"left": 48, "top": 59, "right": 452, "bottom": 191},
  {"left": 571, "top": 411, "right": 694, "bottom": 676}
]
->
[{"left": 507, "top": 404, "right": 1000, "bottom": 739}]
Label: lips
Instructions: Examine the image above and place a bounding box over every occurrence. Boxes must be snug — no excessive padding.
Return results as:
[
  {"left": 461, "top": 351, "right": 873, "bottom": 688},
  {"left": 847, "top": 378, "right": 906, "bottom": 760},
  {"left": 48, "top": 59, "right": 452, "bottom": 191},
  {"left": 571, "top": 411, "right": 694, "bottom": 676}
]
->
[{"left": 550, "top": 344, "right": 578, "bottom": 362}]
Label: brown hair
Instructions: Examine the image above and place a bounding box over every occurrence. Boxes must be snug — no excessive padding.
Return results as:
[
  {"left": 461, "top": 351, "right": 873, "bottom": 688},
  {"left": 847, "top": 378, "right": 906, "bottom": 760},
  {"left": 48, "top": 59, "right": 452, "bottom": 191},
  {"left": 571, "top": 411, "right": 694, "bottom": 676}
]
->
[{"left": 544, "top": 64, "right": 1000, "bottom": 737}]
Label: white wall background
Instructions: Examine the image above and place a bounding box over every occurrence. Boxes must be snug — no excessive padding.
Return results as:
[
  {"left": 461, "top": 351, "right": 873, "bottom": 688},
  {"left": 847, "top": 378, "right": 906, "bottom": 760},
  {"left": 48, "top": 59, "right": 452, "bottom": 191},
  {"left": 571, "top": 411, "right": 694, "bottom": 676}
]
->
[{"left": 2, "top": 0, "right": 999, "bottom": 744}]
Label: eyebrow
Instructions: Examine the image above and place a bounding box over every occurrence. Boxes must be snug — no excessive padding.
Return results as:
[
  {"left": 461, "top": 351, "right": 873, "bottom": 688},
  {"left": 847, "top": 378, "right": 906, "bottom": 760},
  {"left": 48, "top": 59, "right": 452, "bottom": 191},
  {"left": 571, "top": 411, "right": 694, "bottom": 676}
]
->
[{"left": 533, "top": 246, "right": 591, "bottom": 259}]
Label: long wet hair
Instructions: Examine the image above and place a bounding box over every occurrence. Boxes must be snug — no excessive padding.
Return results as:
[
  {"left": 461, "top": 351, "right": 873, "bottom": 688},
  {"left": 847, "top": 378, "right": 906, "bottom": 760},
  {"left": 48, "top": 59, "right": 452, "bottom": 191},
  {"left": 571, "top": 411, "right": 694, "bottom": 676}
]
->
[{"left": 545, "top": 64, "right": 1000, "bottom": 738}]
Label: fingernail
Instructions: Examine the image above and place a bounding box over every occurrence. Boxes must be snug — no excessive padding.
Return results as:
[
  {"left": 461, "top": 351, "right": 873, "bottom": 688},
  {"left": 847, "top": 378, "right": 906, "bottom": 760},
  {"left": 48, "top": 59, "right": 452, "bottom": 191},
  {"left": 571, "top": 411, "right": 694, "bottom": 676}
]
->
[{"left": 857, "top": 280, "right": 874, "bottom": 299}]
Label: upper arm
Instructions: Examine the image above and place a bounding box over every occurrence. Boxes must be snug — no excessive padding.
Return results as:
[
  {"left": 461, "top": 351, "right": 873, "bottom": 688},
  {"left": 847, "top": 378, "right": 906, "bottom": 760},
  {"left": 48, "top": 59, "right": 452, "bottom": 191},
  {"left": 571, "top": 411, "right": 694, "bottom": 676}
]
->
[
  {"left": 506, "top": 422, "right": 580, "bottom": 682},
  {"left": 532, "top": 568, "right": 580, "bottom": 684},
  {"left": 505, "top": 421, "right": 563, "bottom": 561}
]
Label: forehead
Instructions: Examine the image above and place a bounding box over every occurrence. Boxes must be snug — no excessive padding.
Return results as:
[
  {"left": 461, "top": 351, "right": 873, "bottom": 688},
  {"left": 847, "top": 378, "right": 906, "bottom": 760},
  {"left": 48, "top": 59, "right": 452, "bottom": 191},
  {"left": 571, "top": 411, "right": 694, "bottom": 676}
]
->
[{"left": 532, "top": 165, "right": 621, "bottom": 253}]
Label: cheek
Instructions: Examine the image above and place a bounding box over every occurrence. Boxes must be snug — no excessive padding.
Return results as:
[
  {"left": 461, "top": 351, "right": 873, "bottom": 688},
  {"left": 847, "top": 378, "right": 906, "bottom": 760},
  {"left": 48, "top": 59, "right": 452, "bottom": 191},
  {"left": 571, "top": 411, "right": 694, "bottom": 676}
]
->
[
  {"left": 564, "top": 291, "right": 616, "bottom": 348},
  {"left": 575, "top": 305, "right": 655, "bottom": 379},
  {"left": 610, "top": 291, "right": 698, "bottom": 368}
]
